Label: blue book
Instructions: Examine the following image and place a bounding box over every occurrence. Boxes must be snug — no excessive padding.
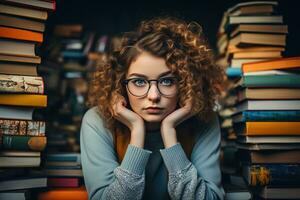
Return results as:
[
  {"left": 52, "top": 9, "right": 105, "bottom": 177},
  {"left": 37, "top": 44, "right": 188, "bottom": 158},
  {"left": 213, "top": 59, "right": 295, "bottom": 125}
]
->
[
  {"left": 61, "top": 51, "right": 85, "bottom": 59},
  {"left": 46, "top": 153, "right": 81, "bottom": 163},
  {"left": 243, "top": 164, "right": 300, "bottom": 186},
  {"left": 232, "top": 111, "right": 300, "bottom": 122},
  {"left": 226, "top": 67, "right": 242, "bottom": 78}
]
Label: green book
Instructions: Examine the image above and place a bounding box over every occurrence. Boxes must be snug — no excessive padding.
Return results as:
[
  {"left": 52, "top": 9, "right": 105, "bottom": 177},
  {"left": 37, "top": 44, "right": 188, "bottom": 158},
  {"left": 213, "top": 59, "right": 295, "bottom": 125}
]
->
[
  {"left": 2, "top": 135, "right": 46, "bottom": 151},
  {"left": 239, "top": 74, "right": 300, "bottom": 88}
]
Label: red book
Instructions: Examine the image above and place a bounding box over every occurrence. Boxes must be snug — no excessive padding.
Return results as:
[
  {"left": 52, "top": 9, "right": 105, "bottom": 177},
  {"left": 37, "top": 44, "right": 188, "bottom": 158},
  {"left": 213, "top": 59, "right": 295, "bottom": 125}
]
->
[{"left": 47, "top": 178, "right": 80, "bottom": 188}]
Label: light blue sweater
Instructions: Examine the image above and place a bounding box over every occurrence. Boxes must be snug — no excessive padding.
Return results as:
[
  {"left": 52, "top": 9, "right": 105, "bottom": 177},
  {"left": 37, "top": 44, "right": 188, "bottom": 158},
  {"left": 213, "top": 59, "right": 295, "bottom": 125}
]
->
[{"left": 80, "top": 107, "right": 225, "bottom": 200}]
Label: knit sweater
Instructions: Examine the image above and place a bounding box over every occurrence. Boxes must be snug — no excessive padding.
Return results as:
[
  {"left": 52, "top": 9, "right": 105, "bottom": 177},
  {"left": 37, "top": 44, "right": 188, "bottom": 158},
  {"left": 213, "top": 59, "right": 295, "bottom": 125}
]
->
[{"left": 80, "top": 107, "right": 225, "bottom": 200}]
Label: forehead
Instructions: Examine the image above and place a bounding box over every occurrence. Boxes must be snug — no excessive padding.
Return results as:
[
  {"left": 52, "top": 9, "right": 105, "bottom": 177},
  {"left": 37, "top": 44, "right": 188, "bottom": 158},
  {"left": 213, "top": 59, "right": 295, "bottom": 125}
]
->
[{"left": 127, "top": 52, "right": 170, "bottom": 78}]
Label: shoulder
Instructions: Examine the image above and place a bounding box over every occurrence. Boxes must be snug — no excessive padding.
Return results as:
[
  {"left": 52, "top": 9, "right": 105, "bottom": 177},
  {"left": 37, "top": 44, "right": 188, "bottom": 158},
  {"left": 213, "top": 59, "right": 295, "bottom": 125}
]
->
[{"left": 81, "top": 106, "right": 113, "bottom": 142}]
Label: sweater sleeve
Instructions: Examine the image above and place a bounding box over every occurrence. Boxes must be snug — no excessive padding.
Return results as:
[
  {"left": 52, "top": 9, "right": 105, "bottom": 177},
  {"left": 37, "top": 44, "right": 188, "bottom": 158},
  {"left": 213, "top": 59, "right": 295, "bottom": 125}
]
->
[
  {"left": 160, "top": 115, "right": 225, "bottom": 200},
  {"left": 80, "top": 107, "right": 152, "bottom": 200}
]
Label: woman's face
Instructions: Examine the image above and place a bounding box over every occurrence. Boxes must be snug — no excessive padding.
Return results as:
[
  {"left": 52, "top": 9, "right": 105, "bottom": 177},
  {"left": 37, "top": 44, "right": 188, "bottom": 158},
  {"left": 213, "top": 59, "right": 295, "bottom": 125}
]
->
[{"left": 126, "top": 52, "right": 178, "bottom": 123}]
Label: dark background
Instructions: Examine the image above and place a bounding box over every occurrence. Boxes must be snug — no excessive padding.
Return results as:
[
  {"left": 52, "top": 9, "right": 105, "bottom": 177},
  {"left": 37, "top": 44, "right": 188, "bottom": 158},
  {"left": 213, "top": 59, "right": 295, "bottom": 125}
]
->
[{"left": 46, "top": 0, "right": 299, "bottom": 56}]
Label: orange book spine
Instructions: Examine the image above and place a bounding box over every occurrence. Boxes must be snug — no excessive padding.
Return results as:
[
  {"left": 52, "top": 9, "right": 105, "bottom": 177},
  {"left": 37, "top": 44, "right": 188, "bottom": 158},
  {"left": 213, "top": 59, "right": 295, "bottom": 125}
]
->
[
  {"left": 245, "top": 122, "right": 300, "bottom": 135},
  {"left": 0, "top": 94, "right": 47, "bottom": 107},
  {"left": 0, "top": 26, "right": 43, "bottom": 43},
  {"left": 242, "top": 57, "right": 300, "bottom": 73},
  {"left": 37, "top": 187, "right": 88, "bottom": 200}
]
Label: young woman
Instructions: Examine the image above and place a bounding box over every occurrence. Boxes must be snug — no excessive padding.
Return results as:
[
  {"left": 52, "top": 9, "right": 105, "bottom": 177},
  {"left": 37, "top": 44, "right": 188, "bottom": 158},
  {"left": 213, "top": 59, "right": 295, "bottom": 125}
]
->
[{"left": 81, "top": 17, "right": 225, "bottom": 200}]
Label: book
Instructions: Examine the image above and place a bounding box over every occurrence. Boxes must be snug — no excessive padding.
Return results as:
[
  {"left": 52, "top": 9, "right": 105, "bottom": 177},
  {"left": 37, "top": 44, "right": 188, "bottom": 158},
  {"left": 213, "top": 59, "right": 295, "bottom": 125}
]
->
[
  {"left": 0, "top": 150, "right": 40, "bottom": 156},
  {"left": 236, "top": 143, "right": 300, "bottom": 151},
  {"left": 1, "top": 135, "right": 47, "bottom": 151},
  {"left": 229, "top": 33, "right": 286, "bottom": 47},
  {"left": 0, "top": 53, "right": 41, "bottom": 64},
  {"left": 0, "top": 177, "right": 47, "bottom": 191},
  {"left": 242, "top": 56, "right": 300, "bottom": 73},
  {"left": 0, "top": 191, "right": 27, "bottom": 200},
  {"left": 237, "top": 88, "right": 300, "bottom": 101},
  {"left": 230, "top": 58, "right": 266, "bottom": 68},
  {"left": 47, "top": 178, "right": 80, "bottom": 188},
  {"left": 0, "top": 94, "right": 47, "bottom": 107},
  {"left": 0, "top": 119, "right": 46, "bottom": 136},
  {"left": 0, "top": 14, "right": 45, "bottom": 32},
  {"left": 226, "top": 1, "right": 278, "bottom": 14},
  {"left": 46, "top": 153, "right": 81, "bottom": 163},
  {"left": 231, "top": 50, "right": 282, "bottom": 59},
  {"left": 227, "top": 15, "right": 283, "bottom": 26},
  {"left": 0, "top": 3, "right": 48, "bottom": 20},
  {"left": 37, "top": 187, "right": 88, "bottom": 200},
  {"left": 0, "top": 39, "right": 37, "bottom": 57},
  {"left": 242, "top": 164, "right": 300, "bottom": 186},
  {"left": 237, "top": 135, "right": 300, "bottom": 144},
  {"left": 223, "top": 174, "right": 252, "bottom": 200},
  {"left": 0, "top": 154, "right": 41, "bottom": 167},
  {"left": 228, "top": 46, "right": 285, "bottom": 54},
  {"left": 0, "top": 62, "right": 38, "bottom": 76},
  {"left": 257, "top": 186, "right": 300, "bottom": 199},
  {"left": 0, "top": 106, "right": 34, "bottom": 120},
  {"left": 232, "top": 111, "right": 300, "bottom": 122},
  {"left": 238, "top": 150, "right": 300, "bottom": 164},
  {"left": 54, "top": 24, "right": 83, "bottom": 37},
  {"left": 233, "top": 122, "right": 300, "bottom": 136},
  {"left": 0, "top": 74, "right": 44, "bottom": 94},
  {"left": 226, "top": 68, "right": 242, "bottom": 78},
  {"left": 235, "top": 100, "right": 300, "bottom": 113},
  {"left": 230, "top": 24, "right": 288, "bottom": 38},
  {"left": 244, "top": 69, "right": 300, "bottom": 76},
  {"left": 0, "top": 26, "right": 43, "bottom": 43},
  {"left": 45, "top": 169, "right": 83, "bottom": 177},
  {"left": 237, "top": 74, "right": 300, "bottom": 88},
  {"left": 229, "top": 4, "right": 275, "bottom": 17},
  {"left": 3, "top": 0, "right": 56, "bottom": 11}
]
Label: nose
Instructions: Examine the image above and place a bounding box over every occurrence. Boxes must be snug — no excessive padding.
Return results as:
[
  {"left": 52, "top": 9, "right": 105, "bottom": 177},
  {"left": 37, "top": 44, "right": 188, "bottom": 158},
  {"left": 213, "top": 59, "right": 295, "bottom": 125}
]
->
[{"left": 147, "top": 82, "right": 161, "bottom": 102}]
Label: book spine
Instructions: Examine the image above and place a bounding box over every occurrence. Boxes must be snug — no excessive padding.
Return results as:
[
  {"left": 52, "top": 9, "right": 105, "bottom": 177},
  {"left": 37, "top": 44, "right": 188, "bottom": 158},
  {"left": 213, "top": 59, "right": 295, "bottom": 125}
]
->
[
  {"left": 2, "top": 135, "right": 47, "bottom": 151},
  {"left": 242, "top": 111, "right": 300, "bottom": 121},
  {"left": 0, "top": 74, "right": 44, "bottom": 94},
  {"left": 244, "top": 75, "right": 300, "bottom": 87},
  {"left": 0, "top": 119, "right": 45, "bottom": 136},
  {"left": 247, "top": 164, "right": 300, "bottom": 186},
  {"left": 47, "top": 178, "right": 79, "bottom": 188}
]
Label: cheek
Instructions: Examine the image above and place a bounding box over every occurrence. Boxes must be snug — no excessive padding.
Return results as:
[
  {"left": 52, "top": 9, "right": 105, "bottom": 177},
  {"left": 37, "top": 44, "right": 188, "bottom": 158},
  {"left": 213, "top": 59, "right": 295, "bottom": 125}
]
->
[
  {"left": 164, "top": 97, "right": 178, "bottom": 114},
  {"left": 127, "top": 95, "right": 141, "bottom": 112}
]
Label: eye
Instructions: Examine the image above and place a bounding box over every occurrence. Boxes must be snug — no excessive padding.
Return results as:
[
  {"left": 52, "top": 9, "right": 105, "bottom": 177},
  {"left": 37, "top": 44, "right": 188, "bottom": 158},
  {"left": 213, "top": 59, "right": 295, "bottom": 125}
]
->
[
  {"left": 159, "top": 77, "right": 176, "bottom": 86},
  {"left": 132, "top": 78, "right": 147, "bottom": 87}
]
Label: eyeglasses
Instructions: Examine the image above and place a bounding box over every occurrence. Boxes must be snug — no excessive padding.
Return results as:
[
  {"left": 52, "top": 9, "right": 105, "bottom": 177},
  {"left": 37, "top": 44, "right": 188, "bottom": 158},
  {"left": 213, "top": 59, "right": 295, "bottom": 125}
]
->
[{"left": 123, "top": 77, "right": 179, "bottom": 97}]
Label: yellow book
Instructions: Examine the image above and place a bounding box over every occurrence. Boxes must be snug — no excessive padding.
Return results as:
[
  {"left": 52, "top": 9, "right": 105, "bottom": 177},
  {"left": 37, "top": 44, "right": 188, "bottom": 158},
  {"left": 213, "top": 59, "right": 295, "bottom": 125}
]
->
[
  {"left": 239, "top": 122, "right": 300, "bottom": 135},
  {"left": 0, "top": 94, "right": 47, "bottom": 107}
]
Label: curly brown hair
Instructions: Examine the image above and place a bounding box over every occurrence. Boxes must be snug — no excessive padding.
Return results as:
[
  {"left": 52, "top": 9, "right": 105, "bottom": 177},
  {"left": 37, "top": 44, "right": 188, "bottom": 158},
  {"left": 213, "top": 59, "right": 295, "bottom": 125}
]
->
[{"left": 88, "top": 16, "right": 224, "bottom": 138}]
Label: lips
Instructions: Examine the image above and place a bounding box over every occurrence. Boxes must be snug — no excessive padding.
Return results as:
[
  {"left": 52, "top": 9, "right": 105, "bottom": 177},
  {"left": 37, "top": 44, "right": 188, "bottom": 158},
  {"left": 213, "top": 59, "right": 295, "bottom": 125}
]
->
[{"left": 145, "top": 107, "right": 163, "bottom": 113}]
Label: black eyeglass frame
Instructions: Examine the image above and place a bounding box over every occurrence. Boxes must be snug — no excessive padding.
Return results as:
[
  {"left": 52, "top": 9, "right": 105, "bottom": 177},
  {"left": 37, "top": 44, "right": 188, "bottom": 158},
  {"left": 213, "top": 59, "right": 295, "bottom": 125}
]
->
[{"left": 122, "top": 77, "right": 179, "bottom": 97}]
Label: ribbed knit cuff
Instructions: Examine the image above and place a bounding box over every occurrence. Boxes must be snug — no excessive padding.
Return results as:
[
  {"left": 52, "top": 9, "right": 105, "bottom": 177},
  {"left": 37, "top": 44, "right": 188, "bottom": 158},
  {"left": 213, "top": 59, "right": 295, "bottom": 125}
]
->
[
  {"left": 120, "top": 144, "right": 152, "bottom": 175},
  {"left": 160, "top": 143, "right": 190, "bottom": 173}
]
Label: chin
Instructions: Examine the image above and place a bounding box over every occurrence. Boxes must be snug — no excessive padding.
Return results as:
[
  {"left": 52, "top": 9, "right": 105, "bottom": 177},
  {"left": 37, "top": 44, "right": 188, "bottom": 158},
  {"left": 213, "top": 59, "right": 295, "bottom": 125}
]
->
[{"left": 141, "top": 114, "right": 165, "bottom": 122}]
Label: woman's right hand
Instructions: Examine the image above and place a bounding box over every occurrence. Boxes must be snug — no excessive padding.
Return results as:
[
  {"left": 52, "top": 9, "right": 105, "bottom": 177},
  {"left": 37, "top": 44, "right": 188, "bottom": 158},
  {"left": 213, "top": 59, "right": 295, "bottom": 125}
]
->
[
  {"left": 111, "top": 94, "right": 144, "bottom": 131},
  {"left": 111, "top": 94, "right": 145, "bottom": 147}
]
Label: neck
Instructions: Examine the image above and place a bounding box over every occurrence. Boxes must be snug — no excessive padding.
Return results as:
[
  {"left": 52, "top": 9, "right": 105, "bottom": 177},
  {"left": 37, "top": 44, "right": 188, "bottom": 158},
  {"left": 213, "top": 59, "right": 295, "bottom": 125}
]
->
[{"left": 145, "top": 122, "right": 160, "bottom": 132}]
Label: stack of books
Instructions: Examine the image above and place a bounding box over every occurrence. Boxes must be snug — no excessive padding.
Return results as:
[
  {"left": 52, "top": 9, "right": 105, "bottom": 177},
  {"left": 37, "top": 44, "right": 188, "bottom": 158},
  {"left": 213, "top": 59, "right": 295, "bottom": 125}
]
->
[
  {"left": 217, "top": 1, "right": 288, "bottom": 78},
  {"left": 233, "top": 57, "right": 300, "bottom": 199},
  {"left": 43, "top": 24, "right": 93, "bottom": 153},
  {"left": 217, "top": 1, "right": 300, "bottom": 199},
  {"left": 37, "top": 153, "right": 87, "bottom": 200},
  {"left": 35, "top": 24, "right": 95, "bottom": 199},
  {"left": 0, "top": 0, "right": 55, "bottom": 199}
]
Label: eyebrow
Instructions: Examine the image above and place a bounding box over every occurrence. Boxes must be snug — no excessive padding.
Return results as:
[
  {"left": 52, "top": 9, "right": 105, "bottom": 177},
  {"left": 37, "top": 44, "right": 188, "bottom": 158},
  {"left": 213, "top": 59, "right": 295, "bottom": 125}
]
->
[{"left": 128, "top": 71, "right": 172, "bottom": 78}]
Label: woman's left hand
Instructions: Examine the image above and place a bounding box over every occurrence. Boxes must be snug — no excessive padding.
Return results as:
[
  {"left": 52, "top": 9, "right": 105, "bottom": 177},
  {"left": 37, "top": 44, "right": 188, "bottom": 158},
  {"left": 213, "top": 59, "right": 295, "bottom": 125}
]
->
[
  {"left": 162, "top": 98, "right": 194, "bottom": 129},
  {"left": 160, "top": 99, "right": 195, "bottom": 148}
]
